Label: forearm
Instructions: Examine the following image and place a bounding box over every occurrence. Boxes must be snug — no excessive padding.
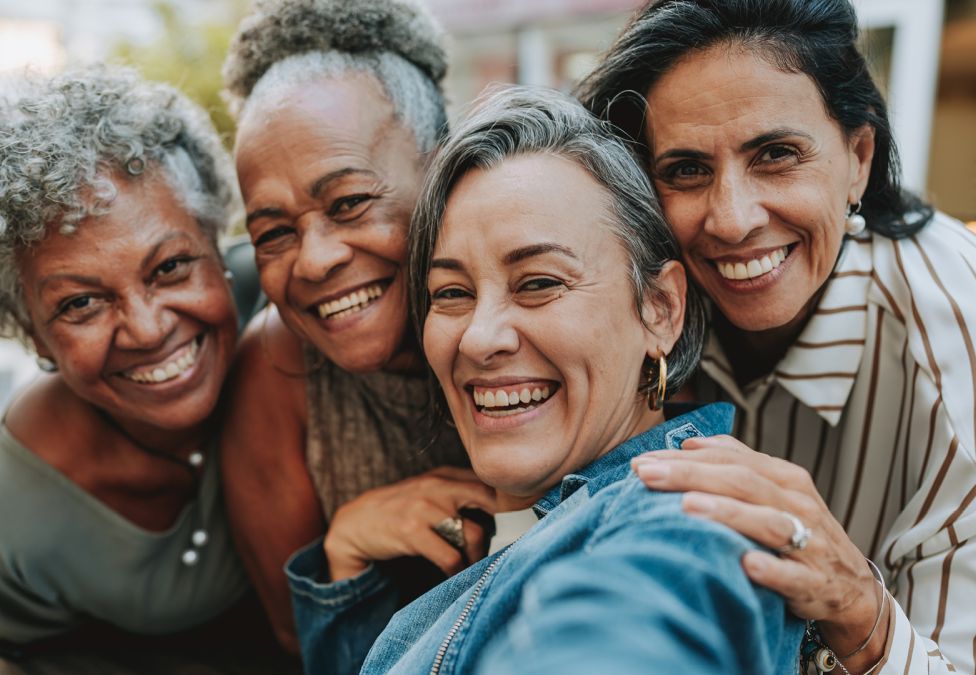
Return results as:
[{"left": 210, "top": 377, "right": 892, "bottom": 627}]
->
[{"left": 286, "top": 539, "right": 399, "bottom": 674}]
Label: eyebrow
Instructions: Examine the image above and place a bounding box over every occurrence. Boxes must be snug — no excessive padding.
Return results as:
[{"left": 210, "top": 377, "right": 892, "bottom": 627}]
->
[
  {"left": 245, "top": 168, "right": 379, "bottom": 226},
  {"left": 140, "top": 232, "right": 193, "bottom": 270},
  {"left": 430, "top": 242, "right": 580, "bottom": 272},
  {"left": 38, "top": 273, "right": 103, "bottom": 293},
  {"left": 653, "top": 127, "right": 814, "bottom": 164},
  {"left": 309, "top": 168, "right": 378, "bottom": 199}
]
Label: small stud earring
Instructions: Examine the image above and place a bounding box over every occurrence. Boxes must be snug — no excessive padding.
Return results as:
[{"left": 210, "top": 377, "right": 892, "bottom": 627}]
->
[
  {"left": 36, "top": 356, "right": 58, "bottom": 372},
  {"left": 845, "top": 199, "right": 866, "bottom": 236},
  {"left": 223, "top": 269, "right": 235, "bottom": 282}
]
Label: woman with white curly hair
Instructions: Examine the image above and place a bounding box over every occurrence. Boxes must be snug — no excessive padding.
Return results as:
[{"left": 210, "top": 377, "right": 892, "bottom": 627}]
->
[
  {"left": 219, "top": 0, "right": 494, "bottom": 654},
  {"left": 0, "top": 66, "right": 249, "bottom": 647}
]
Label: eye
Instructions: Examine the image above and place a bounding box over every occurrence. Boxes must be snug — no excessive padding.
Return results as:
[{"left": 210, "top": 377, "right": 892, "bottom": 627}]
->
[
  {"left": 756, "top": 145, "right": 800, "bottom": 165},
  {"left": 518, "top": 277, "right": 564, "bottom": 292},
  {"left": 328, "top": 194, "right": 373, "bottom": 219},
  {"left": 430, "top": 286, "right": 472, "bottom": 302},
  {"left": 658, "top": 161, "right": 710, "bottom": 188},
  {"left": 153, "top": 256, "right": 194, "bottom": 282},
  {"left": 54, "top": 294, "right": 103, "bottom": 323},
  {"left": 254, "top": 224, "right": 295, "bottom": 247}
]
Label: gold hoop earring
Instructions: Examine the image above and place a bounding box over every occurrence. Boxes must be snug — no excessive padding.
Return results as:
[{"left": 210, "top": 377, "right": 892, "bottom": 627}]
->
[{"left": 646, "top": 354, "right": 668, "bottom": 411}]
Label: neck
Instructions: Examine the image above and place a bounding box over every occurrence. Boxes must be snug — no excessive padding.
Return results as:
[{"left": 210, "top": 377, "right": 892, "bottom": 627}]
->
[
  {"left": 496, "top": 405, "right": 667, "bottom": 512},
  {"left": 95, "top": 407, "right": 209, "bottom": 457}
]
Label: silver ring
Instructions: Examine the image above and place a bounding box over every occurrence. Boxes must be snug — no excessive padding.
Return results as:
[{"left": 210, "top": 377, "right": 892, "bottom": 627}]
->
[
  {"left": 433, "top": 516, "right": 466, "bottom": 550},
  {"left": 776, "top": 511, "right": 811, "bottom": 554}
]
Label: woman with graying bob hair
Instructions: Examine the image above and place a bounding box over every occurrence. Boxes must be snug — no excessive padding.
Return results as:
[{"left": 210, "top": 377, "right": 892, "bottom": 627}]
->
[
  {"left": 0, "top": 65, "right": 250, "bottom": 650},
  {"left": 288, "top": 83, "right": 804, "bottom": 674},
  {"left": 578, "top": 0, "right": 976, "bottom": 672}
]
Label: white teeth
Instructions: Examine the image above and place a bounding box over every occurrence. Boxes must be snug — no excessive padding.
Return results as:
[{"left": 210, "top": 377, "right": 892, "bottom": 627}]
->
[
  {"left": 717, "top": 246, "right": 789, "bottom": 281},
  {"left": 124, "top": 338, "right": 199, "bottom": 384},
  {"left": 473, "top": 384, "right": 556, "bottom": 410},
  {"left": 317, "top": 284, "right": 385, "bottom": 319}
]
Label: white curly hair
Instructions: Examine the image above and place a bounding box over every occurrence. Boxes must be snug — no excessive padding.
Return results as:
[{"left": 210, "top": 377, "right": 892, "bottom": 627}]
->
[{"left": 0, "top": 65, "right": 239, "bottom": 343}]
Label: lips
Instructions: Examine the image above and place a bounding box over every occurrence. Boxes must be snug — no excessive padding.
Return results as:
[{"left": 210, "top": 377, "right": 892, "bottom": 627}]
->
[
  {"left": 470, "top": 382, "right": 559, "bottom": 418},
  {"left": 714, "top": 245, "right": 790, "bottom": 281},
  {"left": 120, "top": 335, "right": 201, "bottom": 384},
  {"left": 313, "top": 281, "right": 389, "bottom": 321}
]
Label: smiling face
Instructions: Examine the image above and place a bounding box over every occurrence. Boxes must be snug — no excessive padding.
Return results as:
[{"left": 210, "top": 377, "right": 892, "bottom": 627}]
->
[
  {"left": 645, "top": 45, "right": 874, "bottom": 333},
  {"left": 235, "top": 74, "right": 424, "bottom": 373},
  {"left": 19, "top": 173, "right": 237, "bottom": 433},
  {"left": 423, "top": 153, "right": 684, "bottom": 507}
]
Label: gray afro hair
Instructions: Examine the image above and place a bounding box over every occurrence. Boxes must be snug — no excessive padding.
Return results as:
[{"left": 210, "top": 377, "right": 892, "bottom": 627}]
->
[
  {"left": 222, "top": 0, "right": 448, "bottom": 152},
  {"left": 0, "top": 65, "right": 239, "bottom": 341}
]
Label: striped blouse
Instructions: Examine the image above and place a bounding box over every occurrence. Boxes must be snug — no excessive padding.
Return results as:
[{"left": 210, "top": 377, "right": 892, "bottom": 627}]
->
[{"left": 695, "top": 212, "right": 976, "bottom": 674}]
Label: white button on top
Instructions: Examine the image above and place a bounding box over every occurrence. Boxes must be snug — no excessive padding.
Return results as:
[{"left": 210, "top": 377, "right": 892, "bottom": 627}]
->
[
  {"left": 192, "top": 529, "right": 209, "bottom": 547},
  {"left": 188, "top": 452, "right": 204, "bottom": 467}
]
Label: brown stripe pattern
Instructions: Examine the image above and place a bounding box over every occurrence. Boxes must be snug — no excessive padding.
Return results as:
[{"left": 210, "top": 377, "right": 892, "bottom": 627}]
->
[{"left": 695, "top": 214, "right": 975, "bottom": 674}]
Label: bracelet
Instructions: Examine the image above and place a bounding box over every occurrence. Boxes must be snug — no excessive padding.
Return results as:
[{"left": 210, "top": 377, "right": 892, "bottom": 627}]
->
[{"left": 837, "top": 558, "right": 887, "bottom": 660}]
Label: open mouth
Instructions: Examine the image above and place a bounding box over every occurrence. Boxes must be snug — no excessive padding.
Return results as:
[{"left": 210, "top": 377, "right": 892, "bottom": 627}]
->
[
  {"left": 471, "top": 382, "right": 559, "bottom": 418},
  {"left": 315, "top": 281, "right": 389, "bottom": 321},
  {"left": 714, "top": 244, "right": 793, "bottom": 281},
  {"left": 121, "top": 335, "right": 203, "bottom": 384}
]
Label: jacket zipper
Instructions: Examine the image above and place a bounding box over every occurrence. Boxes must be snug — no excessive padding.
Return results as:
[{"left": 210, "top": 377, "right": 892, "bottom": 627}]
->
[{"left": 429, "top": 542, "right": 517, "bottom": 675}]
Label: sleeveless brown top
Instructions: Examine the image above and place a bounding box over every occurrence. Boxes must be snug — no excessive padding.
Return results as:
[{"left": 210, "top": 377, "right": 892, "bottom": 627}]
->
[{"left": 303, "top": 348, "right": 468, "bottom": 521}]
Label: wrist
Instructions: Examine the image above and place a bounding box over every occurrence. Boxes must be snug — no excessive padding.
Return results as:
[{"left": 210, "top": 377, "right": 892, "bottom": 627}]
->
[
  {"left": 818, "top": 560, "right": 891, "bottom": 674},
  {"left": 323, "top": 532, "right": 368, "bottom": 582}
]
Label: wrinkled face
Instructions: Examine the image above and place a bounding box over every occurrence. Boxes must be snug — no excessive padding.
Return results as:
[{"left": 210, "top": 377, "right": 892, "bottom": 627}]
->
[
  {"left": 645, "top": 46, "right": 873, "bottom": 333},
  {"left": 235, "top": 75, "right": 424, "bottom": 373},
  {"left": 423, "top": 154, "right": 684, "bottom": 506},
  {"left": 20, "top": 174, "right": 237, "bottom": 431}
]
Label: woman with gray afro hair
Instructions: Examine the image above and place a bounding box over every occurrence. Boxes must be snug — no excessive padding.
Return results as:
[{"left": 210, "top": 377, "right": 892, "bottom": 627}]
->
[
  {"left": 218, "top": 0, "right": 484, "bottom": 657},
  {"left": 0, "top": 65, "right": 251, "bottom": 646}
]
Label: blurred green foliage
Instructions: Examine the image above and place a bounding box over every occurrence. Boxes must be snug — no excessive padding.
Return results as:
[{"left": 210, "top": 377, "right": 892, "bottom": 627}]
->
[{"left": 110, "top": 0, "right": 247, "bottom": 149}]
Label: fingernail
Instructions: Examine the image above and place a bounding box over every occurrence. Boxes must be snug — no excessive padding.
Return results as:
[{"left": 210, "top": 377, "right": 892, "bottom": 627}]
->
[
  {"left": 637, "top": 462, "right": 670, "bottom": 483},
  {"left": 683, "top": 493, "right": 715, "bottom": 514},
  {"left": 631, "top": 455, "right": 658, "bottom": 469}
]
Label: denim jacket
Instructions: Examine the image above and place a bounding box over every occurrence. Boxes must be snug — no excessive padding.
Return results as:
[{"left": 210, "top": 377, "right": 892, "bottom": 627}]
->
[{"left": 287, "top": 403, "right": 804, "bottom": 674}]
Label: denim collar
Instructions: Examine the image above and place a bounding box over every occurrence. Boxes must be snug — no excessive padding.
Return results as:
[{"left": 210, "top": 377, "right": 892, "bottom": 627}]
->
[{"left": 533, "top": 402, "right": 735, "bottom": 517}]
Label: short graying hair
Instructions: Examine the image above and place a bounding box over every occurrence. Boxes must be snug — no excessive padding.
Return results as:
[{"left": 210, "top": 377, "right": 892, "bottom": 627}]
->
[
  {"left": 410, "top": 85, "right": 706, "bottom": 407},
  {"left": 222, "top": 0, "right": 448, "bottom": 153},
  {"left": 0, "top": 65, "right": 239, "bottom": 342}
]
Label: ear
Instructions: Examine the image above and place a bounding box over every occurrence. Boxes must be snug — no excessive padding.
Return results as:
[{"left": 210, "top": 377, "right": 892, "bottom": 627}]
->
[
  {"left": 640, "top": 260, "right": 687, "bottom": 359},
  {"left": 847, "top": 123, "right": 876, "bottom": 204},
  {"left": 25, "top": 325, "right": 54, "bottom": 362}
]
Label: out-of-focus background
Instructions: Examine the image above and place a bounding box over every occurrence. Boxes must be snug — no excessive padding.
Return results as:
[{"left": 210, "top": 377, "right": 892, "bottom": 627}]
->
[{"left": 0, "top": 0, "right": 973, "bottom": 406}]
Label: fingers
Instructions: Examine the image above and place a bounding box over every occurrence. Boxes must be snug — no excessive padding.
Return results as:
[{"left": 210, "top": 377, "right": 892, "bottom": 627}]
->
[
  {"left": 635, "top": 456, "right": 794, "bottom": 507},
  {"left": 633, "top": 442, "right": 818, "bottom": 496},
  {"left": 413, "top": 526, "right": 467, "bottom": 577},
  {"left": 740, "top": 551, "right": 823, "bottom": 608},
  {"left": 461, "top": 518, "right": 488, "bottom": 566},
  {"left": 682, "top": 492, "right": 807, "bottom": 553},
  {"left": 416, "top": 469, "right": 499, "bottom": 514}
]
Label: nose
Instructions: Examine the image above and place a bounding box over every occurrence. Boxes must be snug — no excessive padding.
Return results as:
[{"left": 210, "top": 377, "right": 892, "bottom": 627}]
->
[
  {"left": 703, "top": 172, "right": 768, "bottom": 244},
  {"left": 115, "top": 292, "right": 176, "bottom": 351},
  {"left": 457, "top": 297, "right": 519, "bottom": 367},
  {"left": 293, "top": 219, "right": 354, "bottom": 283}
]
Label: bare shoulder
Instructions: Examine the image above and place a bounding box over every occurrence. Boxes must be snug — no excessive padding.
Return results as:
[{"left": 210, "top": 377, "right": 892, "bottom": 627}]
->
[
  {"left": 226, "top": 307, "right": 308, "bottom": 424},
  {"left": 5, "top": 375, "right": 97, "bottom": 468},
  {"left": 221, "top": 307, "right": 309, "bottom": 468}
]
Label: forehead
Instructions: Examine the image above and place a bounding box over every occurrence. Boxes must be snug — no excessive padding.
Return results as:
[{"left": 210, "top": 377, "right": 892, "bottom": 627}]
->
[
  {"left": 646, "top": 46, "right": 835, "bottom": 147},
  {"left": 235, "top": 74, "right": 405, "bottom": 166},
  {"left": 437, "top": 153, "right": 621, "bottom": 256},
  {"left": 21, "top": 174, "right": 203, "bottom": 274}
]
